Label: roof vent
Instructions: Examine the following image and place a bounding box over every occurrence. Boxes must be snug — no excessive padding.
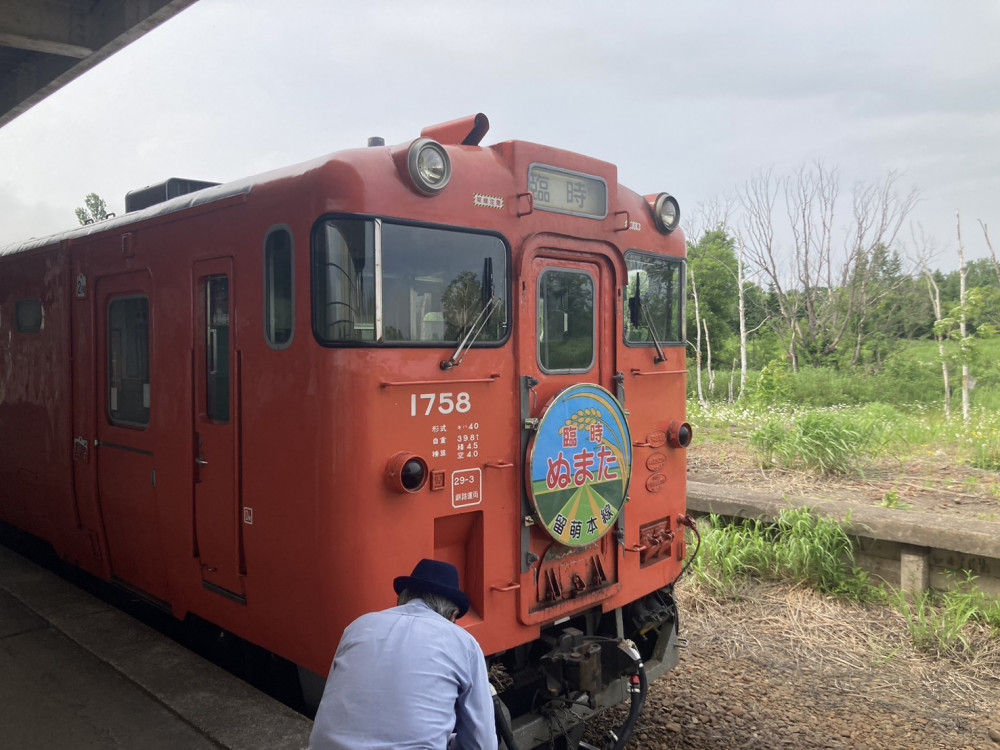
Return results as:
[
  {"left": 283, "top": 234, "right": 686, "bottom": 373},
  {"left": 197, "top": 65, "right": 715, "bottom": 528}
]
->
[{"left": 126, "top": 178, "right": 220, "bottom": 213}]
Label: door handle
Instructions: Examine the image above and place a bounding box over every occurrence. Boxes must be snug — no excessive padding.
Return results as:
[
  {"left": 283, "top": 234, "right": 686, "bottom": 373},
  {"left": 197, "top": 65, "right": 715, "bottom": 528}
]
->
[{"left": 195, "top": 457, "right": 209, "bottom": 467}]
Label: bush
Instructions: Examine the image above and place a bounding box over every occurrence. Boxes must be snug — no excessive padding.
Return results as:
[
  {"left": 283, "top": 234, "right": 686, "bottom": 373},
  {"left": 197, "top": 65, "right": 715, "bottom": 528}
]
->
[{"left": 747, "top": 359, "right": 792, "bottom": 407}]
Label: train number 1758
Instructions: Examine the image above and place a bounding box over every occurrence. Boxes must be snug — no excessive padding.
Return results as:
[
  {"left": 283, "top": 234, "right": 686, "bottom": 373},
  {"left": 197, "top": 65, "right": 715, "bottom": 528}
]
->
[{"left": 410, "top": 392, "right": 472, "bottom": 416}]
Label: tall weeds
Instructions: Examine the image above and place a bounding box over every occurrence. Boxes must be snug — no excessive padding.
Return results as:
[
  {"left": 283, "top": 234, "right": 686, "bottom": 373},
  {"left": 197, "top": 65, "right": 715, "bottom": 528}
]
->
[
  {"left": 686, "top": 511, "right": 1000, "bottom": 659},
  {"left": 688, "top": 508, "right": 880, "bottom": 601},
  {"left": 893, "top": 573, "right": 1000, "bottom": 657},
  {"left": 749, "top": 407, "right": 894, "bottom": 476}
]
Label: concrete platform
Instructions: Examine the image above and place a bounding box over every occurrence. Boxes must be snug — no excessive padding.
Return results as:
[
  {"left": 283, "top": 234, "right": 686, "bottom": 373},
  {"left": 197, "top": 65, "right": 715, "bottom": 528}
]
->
[{"left": 0, "top": 543, "right": 313, "bottom": 750}]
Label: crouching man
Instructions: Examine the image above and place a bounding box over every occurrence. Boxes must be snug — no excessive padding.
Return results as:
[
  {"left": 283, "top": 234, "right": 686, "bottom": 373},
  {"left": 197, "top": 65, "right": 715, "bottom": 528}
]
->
[{"left": 309, "top": 558, "right": 498, "bottom": 750}]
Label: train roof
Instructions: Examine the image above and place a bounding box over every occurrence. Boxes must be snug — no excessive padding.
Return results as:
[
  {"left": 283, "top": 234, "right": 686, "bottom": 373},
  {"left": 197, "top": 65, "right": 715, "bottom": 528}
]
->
[
  {"left": 0, "top": 114, "right": 653, "bottom": 259},
  {"left": 0, "top": 150, "right": 339, "bottom": 258}
]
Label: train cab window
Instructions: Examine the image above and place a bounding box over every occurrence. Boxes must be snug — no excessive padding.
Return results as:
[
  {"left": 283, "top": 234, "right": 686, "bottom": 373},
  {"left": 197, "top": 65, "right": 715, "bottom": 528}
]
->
[
  {"left": 107, "top": 297, "right": 150, "bottom": 426},
  {"left": 537, "top": 269, "right": 595, "bottom": 372},
  {"left": 15, "top": 298, "right": 42, "bottom": 333},
  {"left": 313, "top": 219, "right": 508, "bottom": 346},
  {"left": 265, "top": 228, "right": 294, "bottom": 347},
  {"left": 624, "top": 252, "right": 685, "bottom": 345},
  {"left": 381, "top": 223, "right": 506, "bottom": 344}
]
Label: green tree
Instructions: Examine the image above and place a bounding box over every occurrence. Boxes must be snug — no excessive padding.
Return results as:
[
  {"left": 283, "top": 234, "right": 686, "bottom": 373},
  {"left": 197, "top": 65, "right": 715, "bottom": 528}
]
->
[
  {"left": 75, "top": 193, "right": 111, "bottom": 225},
  {"left": 840, "top": 243, "right": 908, "bottom": 368},
  {"left": 687, "top": 228, "right": 740, "bottom": 363}
]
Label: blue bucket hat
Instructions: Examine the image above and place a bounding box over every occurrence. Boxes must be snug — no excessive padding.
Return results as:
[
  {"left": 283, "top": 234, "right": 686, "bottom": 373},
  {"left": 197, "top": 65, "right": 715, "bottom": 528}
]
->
[{"left": 393, "top": 559, "right": 470, "bottom": 618}]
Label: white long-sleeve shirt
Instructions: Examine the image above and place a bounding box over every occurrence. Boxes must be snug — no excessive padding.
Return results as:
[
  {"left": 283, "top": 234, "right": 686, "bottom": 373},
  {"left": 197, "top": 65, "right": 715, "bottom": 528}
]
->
[{"left": 309, "top": 599, "right": 497, "bottom": 750}]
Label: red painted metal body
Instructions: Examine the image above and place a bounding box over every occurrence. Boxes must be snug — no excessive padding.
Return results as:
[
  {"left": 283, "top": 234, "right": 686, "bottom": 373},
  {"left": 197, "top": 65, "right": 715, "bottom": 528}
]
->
[{"left": 0, "top": 115, "right": 688, "bottom": 738}]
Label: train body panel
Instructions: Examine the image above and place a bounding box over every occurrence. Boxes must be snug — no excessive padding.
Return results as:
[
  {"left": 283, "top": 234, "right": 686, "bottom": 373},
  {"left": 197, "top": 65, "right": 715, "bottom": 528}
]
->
[{"left": 0, "top": 114, "right": 689, "bottom": 745}]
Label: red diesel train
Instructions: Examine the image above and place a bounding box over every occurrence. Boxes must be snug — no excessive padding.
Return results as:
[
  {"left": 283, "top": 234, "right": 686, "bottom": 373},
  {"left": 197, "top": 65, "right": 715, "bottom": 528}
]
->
[{"left": 0, "top": 114, "right": 691, "bottom": 749}]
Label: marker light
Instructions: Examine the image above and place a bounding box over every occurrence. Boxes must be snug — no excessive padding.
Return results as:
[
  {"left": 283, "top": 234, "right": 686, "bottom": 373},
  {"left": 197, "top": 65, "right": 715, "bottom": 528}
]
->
[
  {"left": 648, "top": 193, "right": 681, "bottom": 234},
  {"left": 385, "top": 452, "right": 429, "bottom": 493},
  {"left": 666, "top": 420, "right": 693, "bottom": 449},
  {"left": 407, "top": 138, "right": 452, "bottom": 195}
]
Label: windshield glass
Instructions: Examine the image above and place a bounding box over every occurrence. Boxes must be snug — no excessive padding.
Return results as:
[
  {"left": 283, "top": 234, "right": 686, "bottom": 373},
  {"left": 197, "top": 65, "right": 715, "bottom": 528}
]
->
[
  {"left": 313, "top": 219, "right": 508, "bottom": 345},
  {"left": 624, "top": 251, "right": 685, "bottom": 345}
]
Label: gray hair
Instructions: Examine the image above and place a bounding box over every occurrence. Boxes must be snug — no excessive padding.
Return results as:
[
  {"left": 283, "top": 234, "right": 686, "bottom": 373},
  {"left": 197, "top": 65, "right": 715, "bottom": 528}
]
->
[{"left": 398, "top": 588, "right": 459, "bottom": 620}]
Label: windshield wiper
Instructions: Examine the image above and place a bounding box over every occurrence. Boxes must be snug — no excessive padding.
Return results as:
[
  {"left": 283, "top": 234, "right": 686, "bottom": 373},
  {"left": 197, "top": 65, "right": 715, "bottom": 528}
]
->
[
  {"left": 629, "top": 284, "right": 666, "bottom": 365},
  {"left": 440, "top": 295, "right": 501, "bottom": 370},
  {"left": 441, "top": 257, "right": 499, "bottom": 370}
]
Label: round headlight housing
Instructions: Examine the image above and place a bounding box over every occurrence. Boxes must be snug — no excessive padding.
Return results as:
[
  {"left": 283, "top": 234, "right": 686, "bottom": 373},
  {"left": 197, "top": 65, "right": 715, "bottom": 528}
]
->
[
  {"left": 407, "top": 138, "right": 452, "bottom": 195},
  {"left": 650, "top": 193, "right": 681, "bottom": 234},
  {"left": 385, "top": 452, "right": 429, "bottom": 493},
  {"left": 667, "top": 420, "right": 693, "bottom": 449}
]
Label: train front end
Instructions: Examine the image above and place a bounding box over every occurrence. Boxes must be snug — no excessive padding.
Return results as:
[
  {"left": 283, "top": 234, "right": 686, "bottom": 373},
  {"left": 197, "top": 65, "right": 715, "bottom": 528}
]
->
[{"left": 301, "top": 115, "right": 690, "bottom": 748}]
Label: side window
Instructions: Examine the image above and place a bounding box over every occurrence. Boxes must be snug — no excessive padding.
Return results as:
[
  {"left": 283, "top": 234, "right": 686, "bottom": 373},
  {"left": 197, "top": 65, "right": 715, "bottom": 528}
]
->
[
  {"left": 312, "top": 219, "right": 376, "bottom": 342},
  {"left": 108, "top": 296, "right": 150, "bottom": 426},
  {"left": 265, "top": 228, "right": 294, "bottom": 347},
  {"left": 15, "top": 298, "right": 43, "bottom": 333},
  {"left": 538, "top": 269, "right": 594, "bottom": 372}
]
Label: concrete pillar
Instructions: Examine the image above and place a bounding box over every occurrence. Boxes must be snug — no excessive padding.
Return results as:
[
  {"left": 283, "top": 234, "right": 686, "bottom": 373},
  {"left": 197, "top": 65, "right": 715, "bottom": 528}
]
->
[{"left": 900, "top": 545, "right": 930, "bottom": 595}]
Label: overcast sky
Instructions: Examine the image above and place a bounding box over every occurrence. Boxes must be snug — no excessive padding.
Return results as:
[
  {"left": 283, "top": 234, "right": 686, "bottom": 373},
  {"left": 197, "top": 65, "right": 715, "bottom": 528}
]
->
[{"left": 2, "top": 0, "right": 998, "bottom": 271}]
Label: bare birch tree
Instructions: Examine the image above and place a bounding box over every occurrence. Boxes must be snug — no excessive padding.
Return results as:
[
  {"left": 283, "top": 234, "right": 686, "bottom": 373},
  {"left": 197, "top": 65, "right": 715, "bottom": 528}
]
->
[
  {"left": 925, "top": 270, "right": 952, "bottom": 420},
  {"left": 980, "top": 220, "right": 1000, "bottom": 285},
  {"left": 687, "top": 194, "right": 738, "bottom": 243},
  {"left": 702, "top": 317, "right": 715, "bottom": 397},
  {"left": 738, "top": 168, "right": 802, "bottom": 370},
  {"left": 689, "top": 269, "right": 706, "bottom": 406},
  {"left": 739, "top": 164, "right": 917, "bottom": 367},
  {"left": 842, "top": 173, "right": 919, "bottom": 365},
  {"left": 909, "top": 223, "right": 951, "bottom": 418},
  {"left": 689, "top": 195, "right": 753, "bottom": 401},
  {"left": 956, "top": 212, "right": 971, "bottom": 427},
  {"left": 735, "top": 232, "right": 749, "bottom": 399},
  {"left": 786, "top": 162, "right": 838, "bottom": 353}
]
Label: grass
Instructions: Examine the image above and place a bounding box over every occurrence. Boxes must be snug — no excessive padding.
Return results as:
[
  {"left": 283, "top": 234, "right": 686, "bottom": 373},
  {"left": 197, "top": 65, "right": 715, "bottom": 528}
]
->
[
  {"left": 685, "top": 509, "right": 1000, "bottom": 660},
  {"left": 687, "top": 397, "right": 1000, "bottom": 475},
  {"left": 689, "top": 335, "right": 1000, "bottom": 473},
  {"left": 684, "top": 342, "right": 1000, "bottom": 663},
  {"left": 877, "top": 491, "right": 913, "bottom": 510},
  {"left": 749, "top": 409, "right": 886, "bottom": 475},
  {"left": 687, "top": 508, "right": 882, "bottom": 602},
  {"left": 893, "top": 573, "right": 1000, "bottom": 657}
]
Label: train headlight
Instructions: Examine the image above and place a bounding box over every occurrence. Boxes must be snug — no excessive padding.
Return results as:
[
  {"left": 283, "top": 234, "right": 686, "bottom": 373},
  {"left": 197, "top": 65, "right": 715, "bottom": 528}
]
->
[
  {"left": 385, "top": 452, "right": 429, "bottom": 493},
  {"left": 407, "top": 138, "right": 452, "bottom": 195},
  {"left": 648, "top": 193, "right": 681, "bottom": 234}
]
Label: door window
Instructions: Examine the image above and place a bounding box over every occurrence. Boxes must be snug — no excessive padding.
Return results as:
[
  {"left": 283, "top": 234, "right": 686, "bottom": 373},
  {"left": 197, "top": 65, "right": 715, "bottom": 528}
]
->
[
  {"left": 107, "top": 296, "right": 150, "bottom": 426},
  {"left": 537, "top": 268, "right": 595, "bottom": 372},
  {"left": 205, "top": 276, "right": 230, "bottom": 423}
]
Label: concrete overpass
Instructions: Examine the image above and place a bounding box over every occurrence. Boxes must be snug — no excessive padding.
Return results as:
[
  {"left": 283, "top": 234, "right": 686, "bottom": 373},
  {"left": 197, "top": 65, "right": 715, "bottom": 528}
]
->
[{"left": 0, "top": 0, "right": 198, "bottom": 128}]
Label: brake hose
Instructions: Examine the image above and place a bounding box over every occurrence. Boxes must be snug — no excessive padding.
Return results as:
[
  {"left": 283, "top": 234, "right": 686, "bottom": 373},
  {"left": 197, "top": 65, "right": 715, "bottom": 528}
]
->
[
  {"left": 605, "top": 661, "right": 648, "bottom": 750},
  {"left": 492, "top": 686, "right": 521, "bottom": 750}
]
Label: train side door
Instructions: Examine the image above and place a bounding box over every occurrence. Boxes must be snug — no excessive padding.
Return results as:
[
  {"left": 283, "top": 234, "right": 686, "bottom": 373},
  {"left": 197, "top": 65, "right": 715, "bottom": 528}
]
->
[
  {"left": 192, "top": 258, "right": 245, "bottom": 600},
  {"left": 516, "top": 247, "right": 626, "bottom": 624},
  {"left": 94, "top": 271, "right": 167, "bottom": 599}
]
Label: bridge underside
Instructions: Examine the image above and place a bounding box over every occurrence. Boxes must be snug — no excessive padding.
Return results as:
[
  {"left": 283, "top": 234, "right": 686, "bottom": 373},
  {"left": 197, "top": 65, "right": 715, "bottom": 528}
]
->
[{"left": 0, "top": 0, "right": 197, "bottom": 129}]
